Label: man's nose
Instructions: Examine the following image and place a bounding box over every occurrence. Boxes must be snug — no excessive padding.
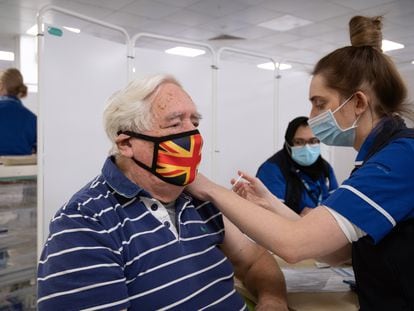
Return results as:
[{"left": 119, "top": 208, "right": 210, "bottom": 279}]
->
[{"left": 183, "top": 119, "right": 197, "bottom": 131}]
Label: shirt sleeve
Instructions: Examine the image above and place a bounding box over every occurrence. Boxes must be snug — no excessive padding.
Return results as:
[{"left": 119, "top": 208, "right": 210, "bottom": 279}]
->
[
  {"left": 324, "top": 206, "right": 366, "bottom": 242},
  {"left": 322, "top": 139, "right": 414, "bottom": 244},
  {"left": 327, "top": 164, "right": 339, "bottom": 193},
  {"left": 256, "top": 162, "right": 286, "bottom": 201},
  {"left": 37, "top": 202, "right": 129, "bottom": 311}
]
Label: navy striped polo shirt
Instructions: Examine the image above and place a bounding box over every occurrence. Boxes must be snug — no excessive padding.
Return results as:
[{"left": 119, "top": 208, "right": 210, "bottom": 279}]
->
[{"left": 37, "top": 156, "right": 247, "bottom": 310}]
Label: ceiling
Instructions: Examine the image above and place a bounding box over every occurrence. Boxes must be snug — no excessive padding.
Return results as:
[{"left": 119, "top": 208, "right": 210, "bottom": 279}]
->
[{"left": 0, "top": 0, "right": 414, "bottom": 71}]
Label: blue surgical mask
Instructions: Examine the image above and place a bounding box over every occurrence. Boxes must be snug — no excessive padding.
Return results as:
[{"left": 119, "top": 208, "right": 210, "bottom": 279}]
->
[
  {"left": 308, "top": 94, "right": 359, "bottom": 147},
  {"left": 290, "top": 144, "right": 321, "bottom": 166}
]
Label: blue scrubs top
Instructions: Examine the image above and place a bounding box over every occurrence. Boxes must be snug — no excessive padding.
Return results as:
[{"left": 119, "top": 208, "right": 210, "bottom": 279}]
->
[
  {"left": 257, "top": 161, "right": 338, "bottom": 212},
  {"left": 323, "top": 130, "right": 414, "bottom": 244},
  {"left": 0, "top": 95, "right": 37, "bottom": 155}
]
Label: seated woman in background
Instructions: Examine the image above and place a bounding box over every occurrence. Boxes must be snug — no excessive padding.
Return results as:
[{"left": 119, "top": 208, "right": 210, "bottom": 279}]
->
[
  {"left": 256, "top": 116, "right": 338, "bottom": 215},
  {"left": 0, "top": 68, "right": 36, "bottom": 155}
]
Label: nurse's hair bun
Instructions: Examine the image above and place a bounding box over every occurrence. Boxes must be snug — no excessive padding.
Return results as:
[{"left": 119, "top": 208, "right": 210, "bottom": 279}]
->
[{"left": 349, "top": 16, "right": 383, "bottom": 51}]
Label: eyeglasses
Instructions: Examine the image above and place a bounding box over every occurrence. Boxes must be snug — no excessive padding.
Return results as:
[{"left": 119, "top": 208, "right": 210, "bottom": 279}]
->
[{"left": 292, "top": 137, "right": 320, "bottom": 146}]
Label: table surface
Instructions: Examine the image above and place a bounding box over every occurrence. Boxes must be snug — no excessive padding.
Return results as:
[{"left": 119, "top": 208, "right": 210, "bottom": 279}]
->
[
  {"left": 0, "top": 164, "right": 37, "bottom": 178},
  {"left": 236, "top": 257, "right": 359, "bottom": 311}
]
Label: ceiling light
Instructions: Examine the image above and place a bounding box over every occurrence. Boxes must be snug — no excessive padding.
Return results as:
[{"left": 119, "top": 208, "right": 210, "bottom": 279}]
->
[
  {"left": 258, "top": 15, "right": 312, "bottom": 32},
  {"left": 0, "top": 51, "right": 14, "bottom": 61},
  {"left": 382, "top": 39, "right": 404, "bottom": 52},
  {"left": 165, "top": 47, "right": 206, "bottom": 57},
  {"left": 257, "top": 62, "right": 292, "bottom": 71},
  {"left": 63, "top": 26, "right": 81, "bottom": 33}
]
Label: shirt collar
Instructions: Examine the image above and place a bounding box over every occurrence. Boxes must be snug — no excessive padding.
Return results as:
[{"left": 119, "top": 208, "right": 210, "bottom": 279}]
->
[
  {"left": 102, "top": 156, "right": 150, "bottom": 198},
  {"left": 101, "top": 156, "right": 194, "bottom": 205},
  {"left": 355, "top": 118, "right": 386, "bottom": 163},
  {"left": 177, "top": 192, "right": 193, "bottom": 208},
  {"left": 0, "top": 95, "right": 21, "bottom": 104}
]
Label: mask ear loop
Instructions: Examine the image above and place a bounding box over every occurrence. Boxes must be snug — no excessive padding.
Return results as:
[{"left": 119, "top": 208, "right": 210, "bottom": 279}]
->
[
  {"left": 332, "top": 93, "right": 355, "bottom": 115},
  {"left": 332, "top": 93, "right": 362, "bottom": 131},
  {"left": 118, "top": 131, "right": 158, "bottom": 173},
  {"left": 353, "top": 114, "right": 362, "bottom": 128},
  {"left": 151, "top": 141, "right": 160, "bottom": 172}
]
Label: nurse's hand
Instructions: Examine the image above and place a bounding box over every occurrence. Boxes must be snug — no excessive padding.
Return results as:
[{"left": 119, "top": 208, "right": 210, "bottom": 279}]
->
[
  {"left": 231, "top": 171, "right": 274, "bottom": 210},
  {"left": 186, "top": 173, "right": 217, "bottom": 201}
]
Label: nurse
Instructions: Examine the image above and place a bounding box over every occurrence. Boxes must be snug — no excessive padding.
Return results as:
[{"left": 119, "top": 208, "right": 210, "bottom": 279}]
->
[
  {"left": 0, "top": 68, "right": 36, "bottom": 155},
  {"left": 256, "top": 116, "right": 338, "bottom": 215},
  {"left": 186, "top": 15, "right": 414, "bottom": 310}
]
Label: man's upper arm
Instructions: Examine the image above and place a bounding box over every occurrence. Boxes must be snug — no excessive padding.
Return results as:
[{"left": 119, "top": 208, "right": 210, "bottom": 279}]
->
[{"left": 219, "top": 216, "right": 264, "bottom": 278}]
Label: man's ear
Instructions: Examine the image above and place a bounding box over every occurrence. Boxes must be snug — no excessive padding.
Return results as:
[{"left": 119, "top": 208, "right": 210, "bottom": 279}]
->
[
  {"left": 115, "top": 134, "right": 134, "bottom": 158},
  {"left": 354, "top": 91, "right": 370, "bottom": 116}
]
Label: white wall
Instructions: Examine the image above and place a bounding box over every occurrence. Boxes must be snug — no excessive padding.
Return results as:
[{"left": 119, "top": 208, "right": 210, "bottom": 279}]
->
[
  {"left": 39, "top": 27, "right": 128, "bottom": 242},
  {"left": 277, "top": 70, "right": 312, "bottom": 147},
  {"left": 401, "top": 69, "right": 414, "bottom": 102},
  {"left": 215, "top": 57, "right": 275, "bottom": 187},
  {"left": 0, "top": 34, "right": 17, "bottom": 70},
  {"left": 21, "top": 92, "right": 37, "bottom": 115}
]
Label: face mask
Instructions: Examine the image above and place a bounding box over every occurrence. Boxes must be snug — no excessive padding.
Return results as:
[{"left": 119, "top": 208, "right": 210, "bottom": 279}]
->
[
  {"left": 291, "top": 144, "right": 321, "bottom": 166},
  {"left": 118, "top": 129, "right": 203, "bottom": 186},
  {"left": 308, "top": 94, "right": 358, "bottom": 147}
]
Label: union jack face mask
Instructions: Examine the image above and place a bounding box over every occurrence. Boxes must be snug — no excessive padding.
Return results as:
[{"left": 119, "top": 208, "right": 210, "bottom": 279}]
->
[{"left": 118, "top": 129, "right": 203, "bottom": 186}]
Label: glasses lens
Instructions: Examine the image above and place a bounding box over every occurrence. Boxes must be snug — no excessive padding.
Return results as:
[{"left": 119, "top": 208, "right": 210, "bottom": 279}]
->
[
  {"left": 293, "top": 139, "right": 306, "bottom": 146},
  {"left": 292, "top": 138, "right": 320, "bottom": 146},
  {"left": 309, "top": 138, "right": 320, "bottom": 145}
]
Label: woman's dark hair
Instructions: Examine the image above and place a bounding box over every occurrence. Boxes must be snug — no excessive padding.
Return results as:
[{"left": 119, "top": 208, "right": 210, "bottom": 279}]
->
[
  {"left": 312, "top": 16, "right": 413, "bottom": 121},
  {"left": 0, "top": 68, "right": 28, "bottom": 98},
  {"left": 284, "top": 116, "right": 309, "bottom": 146},
  {"left": 267, "top": 116, "right": 331, "bottom": 212}
]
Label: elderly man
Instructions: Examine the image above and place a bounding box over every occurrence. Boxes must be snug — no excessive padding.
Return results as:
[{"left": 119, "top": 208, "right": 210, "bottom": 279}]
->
[{"left": 37, "top": 75, "right": 288, "bottom": 310}]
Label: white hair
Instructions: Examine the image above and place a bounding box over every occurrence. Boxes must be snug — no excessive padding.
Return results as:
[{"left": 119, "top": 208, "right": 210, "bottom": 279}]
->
[{"left": 103, "top": 74, "right": 181, "bottom": 155}]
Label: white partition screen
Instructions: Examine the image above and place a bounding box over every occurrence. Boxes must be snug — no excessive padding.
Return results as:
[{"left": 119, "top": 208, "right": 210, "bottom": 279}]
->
[
  {"left": 133, "top": 37, "right": 214, "bottom": 179},
  {"left": 277, "top": 70, "right": 312, "bottom": 148},
  {"left": 215, "top": 52, "right": 276, "bottom": 187},
  {"left": 39, "top": 23, "right": 128, "bottom": 243}
]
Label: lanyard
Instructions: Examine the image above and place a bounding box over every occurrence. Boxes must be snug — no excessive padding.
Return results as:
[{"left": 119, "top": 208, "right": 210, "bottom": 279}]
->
[{"left": 296, "top": 170, "right": 323, "bottom": 206}]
